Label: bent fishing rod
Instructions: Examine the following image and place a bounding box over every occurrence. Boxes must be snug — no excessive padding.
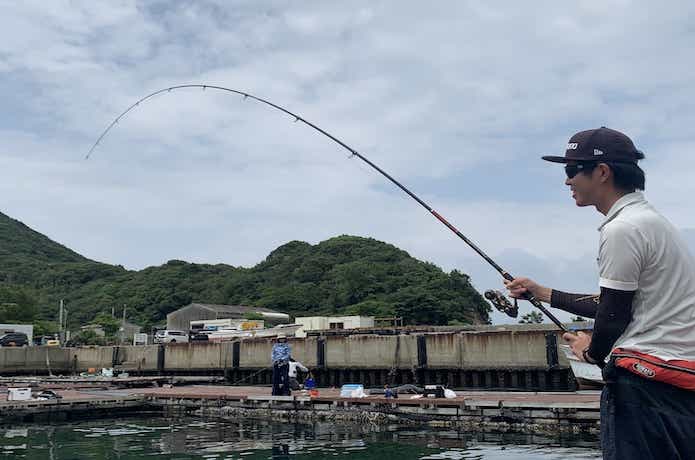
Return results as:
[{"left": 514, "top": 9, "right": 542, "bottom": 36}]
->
[{"left": 87, "top": 84, "right": 568, "bottom": 333}]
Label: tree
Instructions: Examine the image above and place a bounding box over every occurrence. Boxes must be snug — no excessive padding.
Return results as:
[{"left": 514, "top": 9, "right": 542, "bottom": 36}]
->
[
  {"left": 244, "top": 312, "right": 265, "bottom": 321},
  {"left": 93, "top": 313, "right": 121, "bottom": 336},
  {"left": 33, "top": 320, "right": 59, "bottom": 337},
  {"left": 519, "top": 311, "right": 544, "bottom": 324},
  {"left": 0, "top": 284, "right": 38, "bottom": 323},
  {"left": 344, "top": 300, "right": 395, "bottom": 317},
  {"left": 70, "top": 329, "right": 106, "bottom": 346}
]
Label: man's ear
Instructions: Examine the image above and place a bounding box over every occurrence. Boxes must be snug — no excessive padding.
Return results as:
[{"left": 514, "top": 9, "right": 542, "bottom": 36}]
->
[{"left": 597, "top": 163, "right": 612, "bottom": 184}]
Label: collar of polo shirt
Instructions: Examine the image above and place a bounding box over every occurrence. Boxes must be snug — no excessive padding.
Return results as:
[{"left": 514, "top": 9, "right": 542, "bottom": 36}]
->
[{"left": 597, "top": 192, "right": 646, "bottom": 231}]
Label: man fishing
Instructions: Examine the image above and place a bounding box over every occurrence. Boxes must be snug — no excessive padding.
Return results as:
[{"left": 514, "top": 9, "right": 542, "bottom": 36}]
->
[
  {"left": 505, "top": 127, "right": 695, "bottom": 459},
  {"left": 271, "top": 334, "right": 291, "bottom": 396}
]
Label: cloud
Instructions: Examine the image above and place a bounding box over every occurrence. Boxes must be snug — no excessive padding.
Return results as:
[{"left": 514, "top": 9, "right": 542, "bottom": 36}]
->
[{"left": 2, "top": 1, "right": 695, "bottom": 323}]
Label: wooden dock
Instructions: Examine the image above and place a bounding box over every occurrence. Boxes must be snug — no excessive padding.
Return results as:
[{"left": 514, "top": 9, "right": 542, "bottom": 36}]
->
[
  {"left": 0, "top": 375, "right": 225, "bottom": 388},
  {"left": 138, "top": 386, "right": 600, "bottom": 435},
  {"left": 0, "top": 384, "right": 600, "bottom": 435},
  {"left": 0, "top": 389, "right": 148, "bottom": 421}
]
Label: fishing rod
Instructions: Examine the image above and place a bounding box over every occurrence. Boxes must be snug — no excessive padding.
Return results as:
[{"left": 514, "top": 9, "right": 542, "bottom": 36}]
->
[{"left": 87, "top": 84, "right": 568, "bottom": 333}]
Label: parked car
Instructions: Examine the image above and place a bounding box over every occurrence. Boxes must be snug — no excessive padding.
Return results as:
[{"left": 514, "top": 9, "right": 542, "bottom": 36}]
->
[
  {"left": 189, "top": 331, "right": 210, "bottom": 342},
  {"left": 34, "top": 336, "right": 60, "bottom": 346},
  {"left": 0, "top": 332, "right": 29, "bottom": 347},
  {"left": 153, "top": 330, "right": 189, "bottom": 344}
]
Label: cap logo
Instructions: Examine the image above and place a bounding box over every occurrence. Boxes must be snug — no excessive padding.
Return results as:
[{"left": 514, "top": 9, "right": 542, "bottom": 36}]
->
[
  {"left": 593, "top": 149, "right": 604, "bottom": 156},
  {"left": 566, "top": 143, "right": 578, "bottom": 150}
]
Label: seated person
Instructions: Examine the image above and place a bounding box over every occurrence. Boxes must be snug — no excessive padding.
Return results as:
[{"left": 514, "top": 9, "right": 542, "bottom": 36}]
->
[
  {"left": 288, "top": 357, "right": 309, "bottom": 390},
  {"left": 303, "top": 372, "right": 316, "bottom": 390}
]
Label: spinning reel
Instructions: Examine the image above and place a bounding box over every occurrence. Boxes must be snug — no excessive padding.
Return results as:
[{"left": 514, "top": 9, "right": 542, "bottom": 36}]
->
[{"left": 484, "top": 289, "right": 519, "bottom": 318}]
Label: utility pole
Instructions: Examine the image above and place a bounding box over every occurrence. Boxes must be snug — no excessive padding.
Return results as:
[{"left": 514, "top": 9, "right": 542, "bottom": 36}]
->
[
  {"left": 120, "top": 304, "right": 127, "bottom": 345},
  {"left": 58, "top": 300, "right": 64, "bottom": 344},
  {"left": 59, "top": 300, "right": 64, "bottom": 332}
]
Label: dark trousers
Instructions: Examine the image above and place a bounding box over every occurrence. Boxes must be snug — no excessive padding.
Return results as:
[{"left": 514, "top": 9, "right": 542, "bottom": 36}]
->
[
  {"left": 601, "top": 361, "right": 695, "bottom": 460},
  {"left": 272, "top": 362, "right": 290, "bottom": 396}
]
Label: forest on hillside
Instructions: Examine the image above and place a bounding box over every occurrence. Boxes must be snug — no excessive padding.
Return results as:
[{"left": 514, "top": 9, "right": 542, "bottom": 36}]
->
[{"left": 0, "top": 211, "right": 491, "bottom": 334}]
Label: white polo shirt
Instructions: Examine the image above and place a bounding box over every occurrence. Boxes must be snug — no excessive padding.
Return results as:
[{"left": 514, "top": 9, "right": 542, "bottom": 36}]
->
[{"left": 598, "top": 192, "right": 695, "bottom": 361}]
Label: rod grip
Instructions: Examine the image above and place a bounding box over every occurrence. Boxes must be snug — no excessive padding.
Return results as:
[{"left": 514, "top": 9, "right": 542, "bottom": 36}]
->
[{"left": 522, "top": 292, "right": 569, "bottom": 333}]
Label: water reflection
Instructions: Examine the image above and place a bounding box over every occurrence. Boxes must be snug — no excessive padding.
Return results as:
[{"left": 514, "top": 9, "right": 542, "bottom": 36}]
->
[{"left": 0, "top": 417, "right": 600, "bottom": 459}]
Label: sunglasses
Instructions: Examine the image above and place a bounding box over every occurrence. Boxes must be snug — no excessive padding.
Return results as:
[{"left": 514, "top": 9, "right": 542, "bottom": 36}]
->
[{"left": 564, "top": 162, "right": 596, "bottom": 179}]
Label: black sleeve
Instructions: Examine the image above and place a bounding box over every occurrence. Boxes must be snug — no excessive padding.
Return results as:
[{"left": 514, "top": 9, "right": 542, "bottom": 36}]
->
[
  {"left": 550, "top": 290, "right": 600, "bottom": 318},
  {"left": 586, "top": 287, "right": 635, "bottom": 365}
]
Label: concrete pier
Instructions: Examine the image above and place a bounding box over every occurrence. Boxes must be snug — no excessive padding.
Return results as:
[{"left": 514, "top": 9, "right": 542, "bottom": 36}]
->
[{"left": 0, "top": 324, "right": 583, "bottom": 391}]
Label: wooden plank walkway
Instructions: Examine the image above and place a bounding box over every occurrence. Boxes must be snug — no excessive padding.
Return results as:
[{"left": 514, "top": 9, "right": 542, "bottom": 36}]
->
[
  {"left": 0, "top": 384, "right": 601, "bottom": 434},
  {"left": 0, "top": 389, "right": 145, "bottom": 421},
  {"left": 131, "top": 385, "right": 600, "bottom": 408},
  {"left": 0, "top": 375, "right": 224, "bottom": 388}
]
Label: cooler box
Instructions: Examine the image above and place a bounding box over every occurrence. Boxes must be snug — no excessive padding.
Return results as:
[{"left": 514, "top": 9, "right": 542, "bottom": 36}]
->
[
  {"left": 340, "top": 384, "right": 365, "bottom": 398},
  {"left": 7, "top": 388, "right": 32, "bottom": 401},
  {"left": 424, "top": 385, "right": 445, "bottom": 398}
]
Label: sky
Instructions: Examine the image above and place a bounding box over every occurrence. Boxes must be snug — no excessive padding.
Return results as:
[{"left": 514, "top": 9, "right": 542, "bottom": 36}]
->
[{"left": 2, "top": 1, "right": 695, "bottom": 324}]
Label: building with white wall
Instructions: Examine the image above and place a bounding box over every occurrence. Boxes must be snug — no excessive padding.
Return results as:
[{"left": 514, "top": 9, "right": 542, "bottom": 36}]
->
[{"left": 294, "top": 316, "right": 375, "bottom": 338}]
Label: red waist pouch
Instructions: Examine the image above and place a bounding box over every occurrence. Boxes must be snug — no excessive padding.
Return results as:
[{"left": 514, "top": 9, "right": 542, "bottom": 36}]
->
[{"left": 612, "top": 348, "right": 695, "bottom": 391}]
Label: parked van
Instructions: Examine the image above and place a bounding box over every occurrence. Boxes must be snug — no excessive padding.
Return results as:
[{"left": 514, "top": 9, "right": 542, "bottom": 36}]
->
[
  {"left": 0, "top": 332, "right": 29, "bottom": 347},
  {"left": 153, "top": 330, "right": 189, "bottom": 344}
]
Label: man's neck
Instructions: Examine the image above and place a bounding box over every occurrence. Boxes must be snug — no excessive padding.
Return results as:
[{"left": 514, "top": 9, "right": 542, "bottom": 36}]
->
[{"left": 596, "top": 189, "right": 631, "bottom": 216}]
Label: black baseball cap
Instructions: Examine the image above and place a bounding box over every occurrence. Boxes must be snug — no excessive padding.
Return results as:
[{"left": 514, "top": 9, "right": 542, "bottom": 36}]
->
[{"left": 542, "top": 127, "right": 644, "bottom": 164}]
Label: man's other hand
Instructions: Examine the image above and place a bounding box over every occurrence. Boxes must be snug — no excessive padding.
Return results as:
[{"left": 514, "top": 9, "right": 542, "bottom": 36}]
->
[{"left": 563, "top": 331, "right": 591, "bottom": 362}]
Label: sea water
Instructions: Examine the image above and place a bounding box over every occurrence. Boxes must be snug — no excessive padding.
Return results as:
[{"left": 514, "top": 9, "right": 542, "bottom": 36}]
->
[{"left": 0, "top": 417, "right": 601, "bottom": 459}]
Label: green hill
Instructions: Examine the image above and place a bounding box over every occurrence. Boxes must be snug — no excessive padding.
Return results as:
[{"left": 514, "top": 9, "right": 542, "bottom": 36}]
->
[
  {"left": 0, "top": 211, "right": 126, "bottom": 291},
  {"left": 0, "top": 211, "right": 490, "bottom": 332}
]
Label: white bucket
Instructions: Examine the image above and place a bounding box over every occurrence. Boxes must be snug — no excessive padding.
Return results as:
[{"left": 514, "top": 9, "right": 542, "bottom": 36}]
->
[{"left": 7, "top": 388, "right": 32, "bottom": 401}]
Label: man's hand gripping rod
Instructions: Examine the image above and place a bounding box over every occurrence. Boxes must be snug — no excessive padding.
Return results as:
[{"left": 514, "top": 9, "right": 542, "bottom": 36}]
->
[{"left": 505, "top": 277, "right": 568, "bottom": 333}]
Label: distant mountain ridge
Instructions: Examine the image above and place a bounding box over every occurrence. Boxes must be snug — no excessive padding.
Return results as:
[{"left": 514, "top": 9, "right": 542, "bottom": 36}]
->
[{"left": 0, "top": 211, "right": 490, "bottom": 330}]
